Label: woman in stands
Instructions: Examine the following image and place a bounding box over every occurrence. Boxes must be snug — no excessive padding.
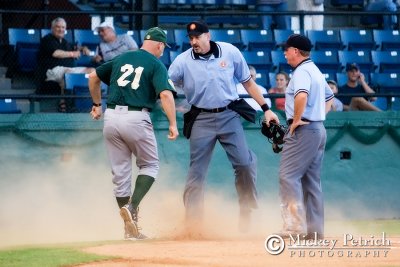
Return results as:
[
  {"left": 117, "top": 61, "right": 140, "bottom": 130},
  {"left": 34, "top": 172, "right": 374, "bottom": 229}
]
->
[{"left": 268, "top": 71, "right": 289, "bottom": 111}]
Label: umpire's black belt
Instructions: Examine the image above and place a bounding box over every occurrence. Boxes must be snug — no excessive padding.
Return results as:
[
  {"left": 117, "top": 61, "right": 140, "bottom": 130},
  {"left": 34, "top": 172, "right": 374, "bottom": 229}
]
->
[
  {"left": 107, "top": 104, "right": 150, "bottom": 112},
  {"left": 192, "top": 105, "right": 228, "bottom": 113},
  {"left": 287, "top": 118, "right": 311, "bottom": 125}
]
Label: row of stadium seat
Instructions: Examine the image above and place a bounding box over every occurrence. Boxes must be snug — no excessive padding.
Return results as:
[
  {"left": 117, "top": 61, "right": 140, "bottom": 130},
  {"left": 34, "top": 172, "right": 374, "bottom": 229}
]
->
[
  {"left": 8, "top": 28, "right": 400, "bottom": 52},
  {"left": 8, "top": 27, "right": 400, "bottom": 74},
  {"left": 160, "top": 49, "right": 400, "bottom": 75}
]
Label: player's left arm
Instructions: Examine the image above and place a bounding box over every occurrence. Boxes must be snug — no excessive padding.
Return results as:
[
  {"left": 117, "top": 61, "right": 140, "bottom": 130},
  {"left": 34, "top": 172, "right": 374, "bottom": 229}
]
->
[
  {"left": 159, "top": 90, "right": 179, "bottom": 140},
  {"left": 88, "top": 70, "right": 102, "bottom": 120}
]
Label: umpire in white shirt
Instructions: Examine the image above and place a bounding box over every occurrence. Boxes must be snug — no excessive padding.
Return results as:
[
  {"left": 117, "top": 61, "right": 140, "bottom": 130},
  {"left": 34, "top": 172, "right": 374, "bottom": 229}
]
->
[{"left": 277, "top": 34, "right": 334, "bottom": 240}]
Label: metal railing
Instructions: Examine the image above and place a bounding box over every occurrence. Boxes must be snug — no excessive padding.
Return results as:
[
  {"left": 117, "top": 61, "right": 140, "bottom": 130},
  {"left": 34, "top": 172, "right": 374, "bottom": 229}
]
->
[{"left": 1, "top": 93, "right": 399, "bottom": 113}]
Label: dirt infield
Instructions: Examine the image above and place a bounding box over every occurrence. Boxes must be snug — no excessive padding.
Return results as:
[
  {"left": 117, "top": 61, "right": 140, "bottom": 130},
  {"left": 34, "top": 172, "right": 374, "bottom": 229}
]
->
[{"left": 78, "top": 235, "right": 400, "bottom": 267}]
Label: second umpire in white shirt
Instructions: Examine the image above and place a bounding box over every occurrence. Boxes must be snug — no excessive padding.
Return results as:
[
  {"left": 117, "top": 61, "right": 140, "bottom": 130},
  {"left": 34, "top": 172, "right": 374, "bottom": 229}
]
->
[{"left": 278, "top": 34, "right": 334, "bottom": 240}]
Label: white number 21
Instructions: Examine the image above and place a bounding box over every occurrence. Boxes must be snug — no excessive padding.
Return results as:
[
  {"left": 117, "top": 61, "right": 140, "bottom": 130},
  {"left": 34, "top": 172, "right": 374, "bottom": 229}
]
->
[{"left": 117, "top": 64, "right": 144, "bottom": 90}]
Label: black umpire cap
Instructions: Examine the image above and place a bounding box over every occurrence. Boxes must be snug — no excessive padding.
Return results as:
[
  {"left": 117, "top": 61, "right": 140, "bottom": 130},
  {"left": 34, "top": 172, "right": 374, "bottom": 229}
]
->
[
  {"left": 187, "top": 20, "right": 209, "bottom": 36},
  {"left": 281, "top": 34, "right": 313, "bottom": 52}
]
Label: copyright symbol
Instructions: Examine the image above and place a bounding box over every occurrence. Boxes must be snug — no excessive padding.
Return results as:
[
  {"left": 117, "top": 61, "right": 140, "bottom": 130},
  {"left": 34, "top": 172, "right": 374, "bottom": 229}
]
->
[{"left": 264, "top": 234, "right": 285, "bottom": 255}]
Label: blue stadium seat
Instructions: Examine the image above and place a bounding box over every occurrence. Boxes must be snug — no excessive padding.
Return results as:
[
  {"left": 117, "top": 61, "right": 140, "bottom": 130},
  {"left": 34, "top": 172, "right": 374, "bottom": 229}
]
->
[
  {"left": 373, "top": 30, "right": 400, "bottom": 51},
  {"left": 323, "top": 72, "right": 336, "bottom": 81},
  {"left": 17, "top": 45, "right": 39, "bottom": 72},
  {"left": 169, "top": 50, "right": 181, "bottom": 63},
  {"left": 336, "top": 73, "right": 348, "bottom": 87},
  {"left": 338, "top": 50, "right": 375, "bottom": 75},
  {"left": 0, "top": 99, "right": 21, "bottom": 114},
  {"left": 64, "top": 73, "right": 107, "bottom": 112},
  {"left": 125, "top": 30, "right": 141, "bottom": 46},
  {"left": 8, "top": 28, "right": 41, "bottom": 73},
  {"left": 310, "top": 50, "right": 341, "bottom": 75},
  {"left": 273, "top": 29, "right": 304, "bottom": 49},
  {"left": 158, "top": 16, "right": 200, "bottom": 25},
  {"left": 254, "top": 71, "right": 269, "bottom": 89},
  {"left": 339, "top": 29, "right": 376, "bottom": 51},
  {"left": 242, "top": 51, "right": 273, "bottom": 74},
  {"left": 75, "top": 55, "right": 95, "bottom": 67},
  {"left": 371, "top": 50, "right": 400, "bottom": 73},
  {"left": 8, "top": 28, "right": 41, "bottom": 46},
  {"left": 240, "top": 29, "right": 275, "bottom": 51},
  {"left": 74, "top": 29, "right": 100, "bottom": 51},
  {"left": 41, "top": 29, "right": 74, "bottom": 44},
  {"left": 268, "top": 72, "right": 276, "bottom": 88},
  {"left": 306, "top": 30, "right": 343, "bottom": 51},
  {"left": 174, "top": 29, "right": 192, "bottom": 52},
  {"left": 159, "top": 48, "right": 172, "bottom": 67},
  {"left": 370, "top": 73, "right": 400, "bottom": 110},
  {"left": 209, "top": 29, "right": 245, "bottom": 50},
  {"left": 270, "top": 50, "right": 291, "bottom": 73}
]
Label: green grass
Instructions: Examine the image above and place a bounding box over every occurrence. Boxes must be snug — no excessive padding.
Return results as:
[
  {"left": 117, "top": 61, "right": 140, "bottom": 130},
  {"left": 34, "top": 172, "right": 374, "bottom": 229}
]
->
[{"left": 0, "top": 243, "right": 118, "bottom": 267}]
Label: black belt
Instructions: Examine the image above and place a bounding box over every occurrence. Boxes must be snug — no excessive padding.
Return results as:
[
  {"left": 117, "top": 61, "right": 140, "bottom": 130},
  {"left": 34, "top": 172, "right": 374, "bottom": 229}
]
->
[
  {"left": 287, "top": 118, "right": 311, "bottom": 125},
  {"left": 192, "top": 105, "right": 228, "bottom": 113},
  {"left": 107, "top": 104, "right": 148, "bottom": 111}
]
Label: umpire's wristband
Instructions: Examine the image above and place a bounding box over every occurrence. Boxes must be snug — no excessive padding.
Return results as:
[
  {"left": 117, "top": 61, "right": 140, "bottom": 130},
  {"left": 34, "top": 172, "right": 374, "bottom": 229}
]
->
[
  {"left": 92, "top": 102, "right": 102, "bottom": 107},
  {"left": 261, "top": 103, "right": 270, "bottom": 112}
]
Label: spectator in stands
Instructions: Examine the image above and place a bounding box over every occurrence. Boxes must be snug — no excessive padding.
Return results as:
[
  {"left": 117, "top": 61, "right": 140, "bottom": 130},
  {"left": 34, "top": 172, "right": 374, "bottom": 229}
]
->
[
  {"left": 268, "top": 71, "right": 289, "bottom": 111},
  {"left": 236, "top": 65, "right": 271, "bottom": 111},
  {"left": 337, "top": 63, "right": 381, "bottom": 111},
  {"left": 327, "top": 80, "right": 343, "bottom": 112},
  {"left": 361, "top": 0, "right": 398, "bottom": 29},
  {"left": 295, "top": 0, "right": 324, "bottom": 30},
  {"left": 92, "top": 21, "right": 138, "bottom": 65},
  {"left": 36, "top": 17, "right": 94, "bottom": 112},
  {"left": 256, "top": 0, "right": 291, "bottom": 30}
]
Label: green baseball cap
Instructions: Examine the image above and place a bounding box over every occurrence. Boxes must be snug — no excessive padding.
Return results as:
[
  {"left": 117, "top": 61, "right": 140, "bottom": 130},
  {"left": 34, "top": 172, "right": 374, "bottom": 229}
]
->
[{"left": 143, "top": 27, "right": 170, "bottom": 48}]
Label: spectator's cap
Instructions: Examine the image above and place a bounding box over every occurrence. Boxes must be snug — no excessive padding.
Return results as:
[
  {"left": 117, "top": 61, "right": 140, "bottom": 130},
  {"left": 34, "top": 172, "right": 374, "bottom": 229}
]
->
[
  {"left": 95, "top": 21, "right": 115, "bottom": 31},
  {"left": 281, "top": 34, "right": 313, "bottom": 52},
  {"left": 346, "top": 62, "right": 360, "bottom": 72},
  {"left": 327, "top": 80, "right": 337, "bottom": 87},
  {"left": 144, "top": 27, "right": 170, "bottom": 48},
  {"left": 186, "top": 20, "right": 209, "bottom": 36}
]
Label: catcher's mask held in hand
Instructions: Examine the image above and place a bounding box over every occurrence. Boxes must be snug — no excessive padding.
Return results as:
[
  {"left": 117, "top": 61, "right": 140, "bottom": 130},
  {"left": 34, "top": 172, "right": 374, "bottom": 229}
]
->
[{"left": 261, "top": 120, "right": 286, "bottom": 153}]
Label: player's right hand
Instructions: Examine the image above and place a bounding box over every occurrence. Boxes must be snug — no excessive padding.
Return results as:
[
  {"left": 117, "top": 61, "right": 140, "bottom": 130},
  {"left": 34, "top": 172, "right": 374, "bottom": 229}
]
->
[
  {"left": 90, "top": 106, "right": 102, "bottom": 120},
  {"left": 168, "top": 126, "right": 179, "bottom": 140}
]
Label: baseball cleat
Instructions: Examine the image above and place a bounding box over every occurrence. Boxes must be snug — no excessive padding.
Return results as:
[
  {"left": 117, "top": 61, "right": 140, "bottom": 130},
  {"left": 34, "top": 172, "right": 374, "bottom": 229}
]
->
[{"left": 120, "top": 205, "right": 139, "bottom": 238}]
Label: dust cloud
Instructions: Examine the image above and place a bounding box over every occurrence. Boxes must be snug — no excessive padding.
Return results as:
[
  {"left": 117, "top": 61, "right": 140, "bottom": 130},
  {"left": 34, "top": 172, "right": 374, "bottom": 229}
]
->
[
  {"left": 0, "top": 144, "right": 389, "bottom": 249},
  {"left": 0, "top": 145, "right": 282, "bottom": 248}
]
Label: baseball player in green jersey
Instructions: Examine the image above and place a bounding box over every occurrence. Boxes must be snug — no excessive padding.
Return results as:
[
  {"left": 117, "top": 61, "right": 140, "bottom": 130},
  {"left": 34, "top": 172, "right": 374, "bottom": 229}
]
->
[{"left": 89, "top": 27, "right": 179, "bottom": 240}]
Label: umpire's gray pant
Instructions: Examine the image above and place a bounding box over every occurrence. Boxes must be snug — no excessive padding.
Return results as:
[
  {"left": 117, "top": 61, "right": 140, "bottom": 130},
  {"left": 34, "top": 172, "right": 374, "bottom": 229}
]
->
[
  {"left": 279, "top": 121, "right": 326, "bottom": 235},
  {"left": 183, "top": 109, "right": 258, "bottom": 221}
]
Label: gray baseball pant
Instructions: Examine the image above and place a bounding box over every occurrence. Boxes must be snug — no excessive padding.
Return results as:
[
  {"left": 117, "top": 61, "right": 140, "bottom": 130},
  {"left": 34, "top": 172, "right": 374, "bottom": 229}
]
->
[
  {"left": 279, "top": 121, "right": 326, "bottom": 235},
  {"left": 183, "top": 109, "right": 258, "bottom": 221}
]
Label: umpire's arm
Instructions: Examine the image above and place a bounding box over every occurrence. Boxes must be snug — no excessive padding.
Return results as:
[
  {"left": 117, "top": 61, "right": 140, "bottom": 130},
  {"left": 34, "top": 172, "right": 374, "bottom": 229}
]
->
[{"left": 88, "top": 70, "right": 102, "bottom": 120}]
